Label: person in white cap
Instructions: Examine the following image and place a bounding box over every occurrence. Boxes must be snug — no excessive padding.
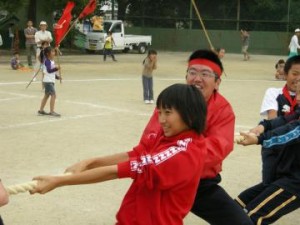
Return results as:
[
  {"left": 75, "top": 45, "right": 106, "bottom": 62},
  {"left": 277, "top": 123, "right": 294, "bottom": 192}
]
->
[
  {"left": 288, "top": 28, "right": 300, "bottom": 58},
  {"left": 35, "top": 21, "right": 52, "bottom": 57},
  {"left": 33, "top": 21, "right": 53, "bottom": 81}
]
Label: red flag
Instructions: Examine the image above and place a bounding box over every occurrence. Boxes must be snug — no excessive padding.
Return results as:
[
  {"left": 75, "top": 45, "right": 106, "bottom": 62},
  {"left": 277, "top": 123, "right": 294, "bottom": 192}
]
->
[
  {"left": 54, "top": 1, "right": 75, "bottom": 47},
  {"left": 78, "top": 0, "right": 97, "bottom": 19}
]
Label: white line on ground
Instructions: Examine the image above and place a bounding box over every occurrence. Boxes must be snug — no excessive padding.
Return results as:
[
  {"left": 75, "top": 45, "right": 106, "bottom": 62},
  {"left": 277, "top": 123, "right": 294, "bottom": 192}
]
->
[
  {"left": 0, "top": 91, "right": 255, "bottom": 132},
  {"left": 64, "top": 100, "right": 151, "bottom": 115},
  {"left": 0, "top": 97, "right": 29, "bottom": 102},
  {"left": 0, "top": 91, "right": 37, "bottom": 98}
]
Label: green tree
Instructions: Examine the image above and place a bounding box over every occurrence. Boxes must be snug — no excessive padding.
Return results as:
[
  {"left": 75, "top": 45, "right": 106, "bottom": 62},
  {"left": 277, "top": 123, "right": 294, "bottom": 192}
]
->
[
  {"left": 39, "top": 0, "right": 90, "bottom": 19},
  {"left": 0, "top": 0, "right": 24, "bottom": 14},
  {"left": 123, "top": 0, "right": 189, "bottom": 28}
]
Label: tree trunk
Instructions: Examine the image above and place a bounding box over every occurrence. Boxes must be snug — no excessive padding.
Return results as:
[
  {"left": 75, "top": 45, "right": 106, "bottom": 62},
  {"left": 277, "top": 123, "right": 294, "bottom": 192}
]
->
[{"left": 27, "top": 0, "right": 37, "bottom": 25}]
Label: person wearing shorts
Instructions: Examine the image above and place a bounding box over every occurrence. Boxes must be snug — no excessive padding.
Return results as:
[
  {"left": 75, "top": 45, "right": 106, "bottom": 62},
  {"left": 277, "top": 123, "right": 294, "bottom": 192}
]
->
[{"left": 38, "top": 47, "right": 61, "bottom": 117}]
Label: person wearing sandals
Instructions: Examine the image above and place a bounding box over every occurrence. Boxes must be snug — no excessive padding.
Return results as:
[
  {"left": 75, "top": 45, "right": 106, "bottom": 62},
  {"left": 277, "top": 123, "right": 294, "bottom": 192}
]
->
[{"left": 38, "top": 46, "right": 61, "bottom": 117}]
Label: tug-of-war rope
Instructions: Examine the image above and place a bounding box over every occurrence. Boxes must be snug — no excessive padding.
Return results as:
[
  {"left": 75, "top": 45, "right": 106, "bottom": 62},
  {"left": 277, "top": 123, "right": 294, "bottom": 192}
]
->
[
  {"left": 6, "top": 180, "right": 38, "bottom": 195},
  {"left": 5, "top": 132, "right": 247, "bottom": 195},
  {"left": 234, "top": 133, "right": 245, "bottom": 143},
  {"left": 5, "top": 173, "right": 71, "bottom": 195},
  {"left": 5, "top": 132, "right": 248, "bottom": 195}
]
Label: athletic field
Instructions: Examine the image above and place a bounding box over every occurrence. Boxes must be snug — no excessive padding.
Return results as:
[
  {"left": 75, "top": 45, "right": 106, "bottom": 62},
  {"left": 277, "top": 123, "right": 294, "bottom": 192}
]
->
[{"left": 0, "top": 51, "right": 299, "bottom": 224}]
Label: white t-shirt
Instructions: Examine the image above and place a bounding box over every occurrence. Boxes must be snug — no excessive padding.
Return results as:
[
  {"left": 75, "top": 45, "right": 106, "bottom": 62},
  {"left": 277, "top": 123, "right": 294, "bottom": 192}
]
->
[
  {"left": 260, "top": 88, "right": 282, "bottom": 116},
  {"left": 43, "top": 59, "right": 57, "bottom": 83},
  {"left": 0, "top": 34, "right": 2, "bottom": 46},
  {"left": 289, "top": 35, "right": 300, "bottom": 53},
  {"left": 35, "top": 30, "right": 53, "bottom": 47},
  {"left": 260, "top": 87, "right": 296, "bottom": 116}
]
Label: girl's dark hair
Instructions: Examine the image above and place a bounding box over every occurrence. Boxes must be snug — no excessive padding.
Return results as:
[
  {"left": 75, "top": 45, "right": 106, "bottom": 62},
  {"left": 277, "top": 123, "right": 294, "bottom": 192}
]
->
[
  {"left": 43, "top": 46, "right": 53, "bottom": 58},
  {"left": 284, "top": 56, "right": 300, "bottom": 73},
  {"left": 188, "top": 49, "right": 223, "bottom": 73},
  {"left": 156, "top": 83, "right": 207, "bottom": 134},
  {"left": 143, "top": 49, "right": 157, "bottom": 64}
]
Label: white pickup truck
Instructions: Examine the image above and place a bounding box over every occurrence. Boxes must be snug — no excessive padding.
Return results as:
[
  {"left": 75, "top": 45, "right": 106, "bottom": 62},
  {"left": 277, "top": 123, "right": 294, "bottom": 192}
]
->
[{"left": 84, "top": 20, "right": 152, "bottom": 54}]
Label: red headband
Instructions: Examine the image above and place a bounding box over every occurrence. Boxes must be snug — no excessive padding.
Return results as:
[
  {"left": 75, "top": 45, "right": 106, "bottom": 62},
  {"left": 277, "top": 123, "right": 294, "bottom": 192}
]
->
[{"left": 188, "top": 59, "right": 222, "bottom": 77}]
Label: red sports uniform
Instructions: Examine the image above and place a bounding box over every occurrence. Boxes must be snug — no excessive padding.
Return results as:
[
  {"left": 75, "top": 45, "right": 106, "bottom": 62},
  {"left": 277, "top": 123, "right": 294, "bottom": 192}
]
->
[{"left": 116, "top": 129, "right": 206, "bottom": 225}]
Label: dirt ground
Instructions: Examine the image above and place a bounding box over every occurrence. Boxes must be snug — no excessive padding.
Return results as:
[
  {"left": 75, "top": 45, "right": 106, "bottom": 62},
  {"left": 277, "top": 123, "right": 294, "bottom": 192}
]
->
[{"left": 0, "top": 50, "right": 299, "bottom": 225}]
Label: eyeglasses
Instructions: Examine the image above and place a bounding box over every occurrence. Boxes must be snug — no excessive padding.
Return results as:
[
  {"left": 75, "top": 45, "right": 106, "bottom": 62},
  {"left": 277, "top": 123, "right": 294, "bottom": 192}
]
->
[{"left": 187, "top": 68, "right": 218, "bottom": 79}]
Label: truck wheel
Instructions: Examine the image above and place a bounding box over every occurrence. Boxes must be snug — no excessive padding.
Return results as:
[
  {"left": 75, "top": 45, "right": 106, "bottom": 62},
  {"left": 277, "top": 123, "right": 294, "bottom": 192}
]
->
[
  {"left": 138, "top": 44, "right": 147, "bottom": 54},
  {"left": 122, "top": 48, "right": 129, "bottom": 53}
]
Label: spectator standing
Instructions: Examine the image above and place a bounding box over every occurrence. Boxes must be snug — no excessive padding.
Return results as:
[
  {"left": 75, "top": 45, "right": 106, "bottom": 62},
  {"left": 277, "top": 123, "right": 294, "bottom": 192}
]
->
[
  {"left": 24, "top": 20, "right": 37, "bottom": 67},
  {"left": 241, "top": 29, "right": 250, "bottom": 61},
  {"left": 288, "top": 28, "right": 300, "bottom": 58},
  {"left": 142, "top": 49, "right": 157, "bottom": 104},
  {"left": 35, "top": 21, "right": 52, "bottom": 60}
]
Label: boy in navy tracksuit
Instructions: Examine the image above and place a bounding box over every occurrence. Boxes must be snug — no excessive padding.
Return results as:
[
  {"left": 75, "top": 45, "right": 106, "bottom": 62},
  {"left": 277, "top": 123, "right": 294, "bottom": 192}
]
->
[{"left": 236, "top": 98, "right": 300, "bottom": 224}]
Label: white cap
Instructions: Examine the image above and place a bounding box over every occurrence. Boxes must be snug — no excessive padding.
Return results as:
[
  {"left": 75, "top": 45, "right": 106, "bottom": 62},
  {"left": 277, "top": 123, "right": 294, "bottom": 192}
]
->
[
  {"left": 40, "top": 21, "right": 47, "bottom": 26},
  {"left": 295, "top": 28, "right": 300, "bottom": 33}
]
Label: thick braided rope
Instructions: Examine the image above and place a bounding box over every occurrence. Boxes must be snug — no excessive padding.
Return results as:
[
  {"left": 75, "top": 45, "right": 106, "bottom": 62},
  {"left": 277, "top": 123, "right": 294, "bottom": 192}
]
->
[
  {"left": 6, "top": 173, "right": 71, "bottom": 195},
  {"left": 234, "top": 134, "right": 245, "bottom": 143},
  {"left": 6, "top": 181, "right": 38, "bottom": 195},
  {"left": 234, "top": 132, "right": 257, "bottom": 143}
]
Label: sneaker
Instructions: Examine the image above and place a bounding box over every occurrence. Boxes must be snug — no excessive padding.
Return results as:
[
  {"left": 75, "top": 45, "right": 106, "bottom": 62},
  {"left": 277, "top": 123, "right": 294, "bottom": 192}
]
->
[
  {"left": 49, "top": 112, "right": 61, "bottom": 117},
  {"left": 38, "top": 110, "right": 49, "bottom": 115},
  {"left": 149, "top": 100, "right": 154, "bottom": 104},
  {"left": 144, "top": 100, "right": 150, "bottom": 104}
]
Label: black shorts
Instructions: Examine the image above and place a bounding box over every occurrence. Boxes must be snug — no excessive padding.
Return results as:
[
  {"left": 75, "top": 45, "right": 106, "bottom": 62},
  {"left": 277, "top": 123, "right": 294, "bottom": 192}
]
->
[{"left": 44, "top": 82, "right": 55, "bottom": 95}]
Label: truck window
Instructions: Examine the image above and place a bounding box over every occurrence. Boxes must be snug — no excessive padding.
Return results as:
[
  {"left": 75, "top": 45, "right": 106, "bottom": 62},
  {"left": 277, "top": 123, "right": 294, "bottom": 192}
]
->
[
  {"left": 111, "top": 23, "right": 122, "bottom": 33},
  {"left": 103, "top": 22, "right": 112, "bottom": 33}
]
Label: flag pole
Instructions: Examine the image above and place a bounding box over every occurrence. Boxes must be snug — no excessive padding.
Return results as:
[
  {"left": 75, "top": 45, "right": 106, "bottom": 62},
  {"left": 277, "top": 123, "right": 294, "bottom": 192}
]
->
[
  {"left": 190, "top": 0, "right": 228, "bottom": 77},
  {"left": 25, "top": 66, "right": 41, "bottom": 89},
  {"left": 191, "top": 0, "right": 214, "bottom": 50},
  {"left": 55, "top": 47, "right": 62, "bottom": 83}
]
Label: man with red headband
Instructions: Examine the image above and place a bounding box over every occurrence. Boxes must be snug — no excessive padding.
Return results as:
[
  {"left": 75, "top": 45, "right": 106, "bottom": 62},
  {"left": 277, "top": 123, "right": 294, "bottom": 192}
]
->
[{"left": 139, "top": 49, "right": 253, "bottom": 224}]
